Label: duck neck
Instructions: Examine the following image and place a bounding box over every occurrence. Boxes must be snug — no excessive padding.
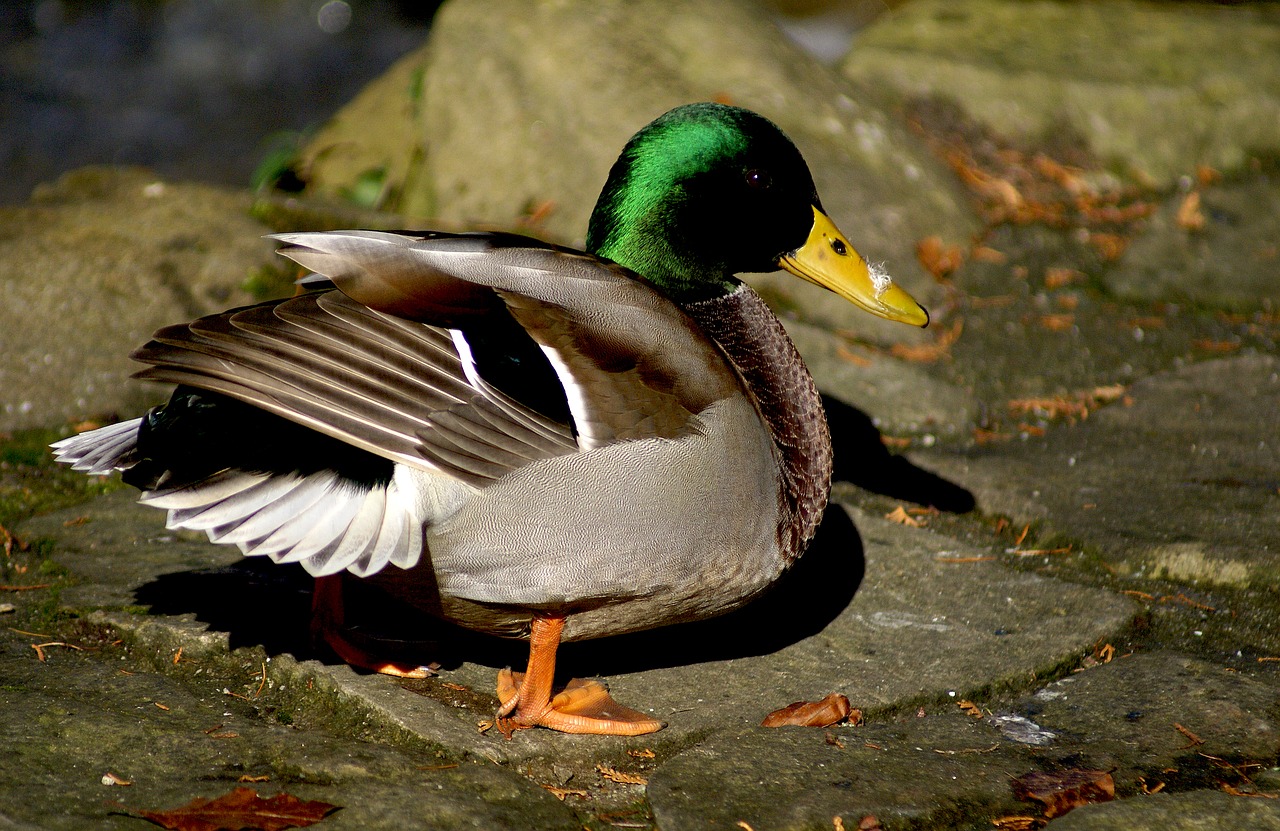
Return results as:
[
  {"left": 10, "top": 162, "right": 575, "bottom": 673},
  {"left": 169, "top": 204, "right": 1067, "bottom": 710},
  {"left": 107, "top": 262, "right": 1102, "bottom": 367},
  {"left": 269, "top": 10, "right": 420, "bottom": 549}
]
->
[{"left": 682, "top": 284, "right": 832, "bottom": 562}]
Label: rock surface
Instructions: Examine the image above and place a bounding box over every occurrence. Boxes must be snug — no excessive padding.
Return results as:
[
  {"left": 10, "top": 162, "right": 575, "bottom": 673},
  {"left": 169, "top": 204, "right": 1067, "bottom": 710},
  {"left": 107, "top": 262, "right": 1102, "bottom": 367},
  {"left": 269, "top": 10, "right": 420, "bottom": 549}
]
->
[
  {"left": 4, "top": 1, "right": 1280, "bottom": 829},
  {"left": 0, "top": 167, "right": 288, "bottom": 432},
  {"left": 842, "top": 0, "right": 1280, "bottom": 185},
  {"left": 300, "top": 0, "right": 978, "bottom": 334}
]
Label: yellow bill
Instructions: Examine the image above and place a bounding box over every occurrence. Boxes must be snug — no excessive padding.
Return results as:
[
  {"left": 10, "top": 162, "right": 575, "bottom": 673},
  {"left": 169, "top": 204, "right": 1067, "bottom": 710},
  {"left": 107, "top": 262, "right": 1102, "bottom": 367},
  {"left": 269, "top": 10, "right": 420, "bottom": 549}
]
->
[{"left": 778, "top": 206, "right": 929, "bottom": 327}]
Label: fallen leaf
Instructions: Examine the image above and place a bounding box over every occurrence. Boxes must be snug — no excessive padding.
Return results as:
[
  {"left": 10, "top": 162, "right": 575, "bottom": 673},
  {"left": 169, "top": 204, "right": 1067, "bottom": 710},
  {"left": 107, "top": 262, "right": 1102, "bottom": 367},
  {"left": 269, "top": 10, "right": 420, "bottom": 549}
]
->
[
  {"left": 825, "top": 731, "right": 845, "bottom": 748},
  {"left": 1176, "top": 191, "right": 1206, "bottom": 231},
  {"left": 1037, "top": 313, "right": 1075, "bottom": 332},
  {"left": 970, "top": 245, "right": 1007, "bottom": 264},
  {"left": 890, "top": 318, "right": 963, "bottom": 363},
  {"left": 916, "top": 236, "right": 965, "bottom": 280},
  {"left": 1043, "top": 267, "right": 1084, "bottom": 289},
  {"left": 884, "top": 506, "right": 923, "bottom": 528},
  {"left": 762, "top": 693, "right": 855, "bottom": 728},
  {"left": 134, "top": 787, "right": 338, "bottom": 831},
  {"left": 238, "top": 775, "right": 270, "bottom": 784},
  {"left": 857, "top": 816, "right": 882, "bottom": 831},
  {"left": 1221, "top": 782, "right": 1279, "bottom": 799},
  {"left": 1011, "top": 769, "right": 1115, "bottom": 818},
  {"left": 1088, "top": 233, "right": 1128, "bottom": 261},
  {"left": 991, "top": 817, "right": 1044, "bottom": 831},
  {"left": 1175, "top": 722, "right": 1205, "bottom": 747},
  {"left": 102, "top": 772, "right": 133, "bottom": 786},
  {"left": 541, "top": 784, "right": 588, "bottom": 801},
  {"left": 627, "top": 748, "right": 656, "bottom": 759},
  {"left": 957, "top": 700, "right": 983, "bottom": 719},
  {"left": 1192, "top": 339, "right": 1241, "bottom": 354},
  {"left": 596, "top": 764, "right": 647, "bottom": 786}
]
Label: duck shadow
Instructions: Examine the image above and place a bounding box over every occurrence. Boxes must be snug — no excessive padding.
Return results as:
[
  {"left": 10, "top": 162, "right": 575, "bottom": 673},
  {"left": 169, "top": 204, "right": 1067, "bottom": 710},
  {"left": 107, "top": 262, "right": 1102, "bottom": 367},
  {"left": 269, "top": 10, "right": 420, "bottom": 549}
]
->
[{"left": 134, "top": 396, "right": 972, "bottom": 678}]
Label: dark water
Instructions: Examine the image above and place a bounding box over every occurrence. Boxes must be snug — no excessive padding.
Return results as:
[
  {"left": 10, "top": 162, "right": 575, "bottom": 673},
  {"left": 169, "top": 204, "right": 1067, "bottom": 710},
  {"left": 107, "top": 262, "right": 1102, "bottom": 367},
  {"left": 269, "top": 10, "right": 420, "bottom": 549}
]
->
[{"left": 0, "top": 0, "right": 436, "bottom": 204}]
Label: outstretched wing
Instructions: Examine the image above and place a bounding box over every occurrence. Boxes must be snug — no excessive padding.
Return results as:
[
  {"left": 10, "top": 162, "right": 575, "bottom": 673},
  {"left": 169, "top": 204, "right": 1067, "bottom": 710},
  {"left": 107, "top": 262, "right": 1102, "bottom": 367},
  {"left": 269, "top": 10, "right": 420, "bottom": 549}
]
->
[{"left": 131, "top": 231, "right": 743, "bottom": 482}]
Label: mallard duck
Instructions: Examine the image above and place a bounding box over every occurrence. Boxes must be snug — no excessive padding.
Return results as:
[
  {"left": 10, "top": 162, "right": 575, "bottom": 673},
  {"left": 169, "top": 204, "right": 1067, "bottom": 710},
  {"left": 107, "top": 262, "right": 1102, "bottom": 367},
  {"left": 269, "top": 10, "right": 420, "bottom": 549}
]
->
[{"left": 53, "top": 103, "right": 927, "bottom": 736}]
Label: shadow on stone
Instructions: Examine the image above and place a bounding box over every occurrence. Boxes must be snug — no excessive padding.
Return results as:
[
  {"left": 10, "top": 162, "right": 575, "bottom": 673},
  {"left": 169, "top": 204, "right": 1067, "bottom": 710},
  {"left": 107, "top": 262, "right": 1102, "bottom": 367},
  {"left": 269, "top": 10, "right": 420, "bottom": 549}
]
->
[
  {"left": 823, "top": 394, "right": 976, "bottom": 513},
  {"left": 131, "top": 503, "right": 866, "bottom": 680}
]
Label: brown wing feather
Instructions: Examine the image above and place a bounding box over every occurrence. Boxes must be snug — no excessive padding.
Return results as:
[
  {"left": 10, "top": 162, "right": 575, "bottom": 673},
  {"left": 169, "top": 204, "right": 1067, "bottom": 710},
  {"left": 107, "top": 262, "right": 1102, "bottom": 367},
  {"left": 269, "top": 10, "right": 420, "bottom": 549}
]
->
[
  {"left": 130, "top": 290, "right": 576, "bottom": 478},
  {"left": 273, "top": 231, "right": 744, "bottom": 449}
]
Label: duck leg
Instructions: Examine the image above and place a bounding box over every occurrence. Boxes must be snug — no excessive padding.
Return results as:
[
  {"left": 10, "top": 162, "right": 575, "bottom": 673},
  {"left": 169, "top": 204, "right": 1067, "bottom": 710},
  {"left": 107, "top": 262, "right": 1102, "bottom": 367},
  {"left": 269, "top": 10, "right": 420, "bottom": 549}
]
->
[
  {"left": 495, "top": 614, "right": 665, "bottom": 737},
  {"left": 311, "top": 574, "right": 435, "bottom": 679}
]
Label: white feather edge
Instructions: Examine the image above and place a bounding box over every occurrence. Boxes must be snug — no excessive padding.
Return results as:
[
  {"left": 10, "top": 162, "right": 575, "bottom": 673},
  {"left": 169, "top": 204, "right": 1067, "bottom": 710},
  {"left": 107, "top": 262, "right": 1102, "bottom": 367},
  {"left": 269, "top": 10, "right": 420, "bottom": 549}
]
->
[{"left": 141, "top": 466, "right": 442, "bottom": 578}]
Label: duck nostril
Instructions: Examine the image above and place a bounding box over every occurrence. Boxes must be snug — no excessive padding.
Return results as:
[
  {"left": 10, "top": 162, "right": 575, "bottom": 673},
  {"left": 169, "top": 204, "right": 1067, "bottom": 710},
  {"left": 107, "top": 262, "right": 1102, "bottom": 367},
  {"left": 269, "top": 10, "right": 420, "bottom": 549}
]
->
[{"left": 829, "top": 238, "right": 847, "bottom": 256}]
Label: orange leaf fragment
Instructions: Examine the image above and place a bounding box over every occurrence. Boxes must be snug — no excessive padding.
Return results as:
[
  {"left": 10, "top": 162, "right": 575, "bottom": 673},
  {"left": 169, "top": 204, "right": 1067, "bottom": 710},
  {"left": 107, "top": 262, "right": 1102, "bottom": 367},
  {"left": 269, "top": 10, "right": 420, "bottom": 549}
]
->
[
  {"left": 992, "top": 817, "right": 1044, "bottom": 831},
  {"left": 1088, "top": 232, "right": 1129, "bottom": 261},
  {"left": 1043, "top": 267, "right": 1084, "bottom": 290},
  {"left": 1176, "top": 191, "right": 1206, "bottom": 231},
  {"left": 885, "top": 506, "right": 924, "bottom": 527},
  {"left": 762, "top": 693, "right": 856, "bottom": 728},
  {"left": 1038, "top": 314, "right": 1075, "bottom": 332},
  {"left": 958, "top": 700, "right": 983, "bottom": 719},
  {"left": 1011, "top": 769, "right": 1115, "bottom": 818},
  {"left": 541, "top": 784, "right": 588, "bottom": 801},
  {"left": 134, "top": 787, "right": 338, "bottom": 831},
  {"left": 916, "top": 236, "right": 965, "bottom": 280},
  {"left": 596, "top": 764, "right": 648, "bottom": 786},
  {"left": 1192, "top": 339, "right": 1241, "bottom": 354}
]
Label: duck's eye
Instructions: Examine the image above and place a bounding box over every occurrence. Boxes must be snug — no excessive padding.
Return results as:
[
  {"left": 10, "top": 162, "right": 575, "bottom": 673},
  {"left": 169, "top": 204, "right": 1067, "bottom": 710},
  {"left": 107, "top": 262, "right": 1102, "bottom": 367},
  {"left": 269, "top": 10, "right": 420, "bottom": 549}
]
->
[
  {"left": 744, "top": 168, "right": 771, "bottom": 190},
  {"left": 830, "top": 238, "right": 847, "bottom": 256}
]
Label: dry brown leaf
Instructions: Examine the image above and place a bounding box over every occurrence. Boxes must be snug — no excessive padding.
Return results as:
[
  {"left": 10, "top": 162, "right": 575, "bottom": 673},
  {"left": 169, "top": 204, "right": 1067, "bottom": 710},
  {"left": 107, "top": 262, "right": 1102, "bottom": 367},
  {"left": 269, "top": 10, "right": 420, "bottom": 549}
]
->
[
  {"left": 1176, "top": 191, "right": 1206, "bottom": 231},
  {"left": 627, "top": 748, "right": 656, "bottom": 759},
  {"left": 1011, "top": 769, "right": 1115, "bottom": 819},
  {"left": 1088, "top": 232, "right": 1129, "bottom": 261},
  {"left": 101, "top": 772, "right": 133, "bottom": 786},
  {"left": 991, "top": 817, "right": 1044, "bottom": 831},
  {"left": 1192, "top": 339, "right": 1242, "bottom": 353},
  {"left": 1043, "top": 267, "right": 1084, "bottom": 289},
  {"left": 857, "top": 816, "right": 883, "bottom": 831},
  {"left": 596, "top": 764, "right": 648, "bottom": 786},
  {"left": 916, "top": 236, "right": 966, "bottom": 280},
  {"left": 762, "top": 693, "right": 855, "bottom": 728},
  {"left": 884, "top": 506, "right": 924, "bottom": 527},
  {"left": 541, "top": 784, "right": 588, "bottom": 801},
  {"left": 1175, "top": 723, "right": 1205, "bottom": 747},
  {"left": 970, "top": 245, "right": 1007, "bottom": 264},
  {"left": 957, "top": 700, "right": 983, "bottom": 719},
  {"left": 134, "top": 787, "right": 338, "bottom": 831},
  {"left": 1221, "top": 782, "right": 1279, "bottom": 799},
  {"left": 1038, "top": 313, "right": 1075, "bottom": 332}
]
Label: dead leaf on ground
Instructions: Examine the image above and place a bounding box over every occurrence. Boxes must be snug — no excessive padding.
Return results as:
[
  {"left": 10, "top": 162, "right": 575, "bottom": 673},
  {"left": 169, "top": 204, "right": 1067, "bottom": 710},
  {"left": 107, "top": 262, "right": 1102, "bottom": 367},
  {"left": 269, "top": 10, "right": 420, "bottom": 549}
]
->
[
  {"left": 627, "top": 748, "right": 656, "bottom": 759},
  {"left": 1088, "top": 232, "right": 1129, "bottom": 261},
  {"left": 1043, "top": 267, "right": 1084, "bottom": 289},
  {"left": 971, "top": 245, "right": 1007, "bottom": 264},
  {"left": 1176, "top": 191, "right": 1206, "bottom": 231},
  {"left": 1011, "top": 769, "right": 1115, "bottom": 819},
  {"left": 884, "top": 506, "right": 924, "bottom": 527},
  {"left": 890, "top": 318, "right": 963, "bottom": 363},
  {"left": 991, "top": 817, "right": 1044, "bottom": 831},
  {"left": 133, "top": 787, "right": 338, "bottom": 831},
  {"left": 1037, "top": 313, "right": 1075, "bottom": 332},
  {"left": 762, "top": 693, "right": 856, "bottom": 728},
  {"left": 596, "top": 764, "right": 648, "bottom": 786},
  {"left": 541, "top": 784, "right": 588, "bottom": 801},
  {"left": 957, "top": 700, "right": 983, "bottom": 719},
  {"left": 916, "top": 236, "right": 965, "bottom": 280},
  {"left": 101, "top": 772, "right": 133, "bottom": 786},
  {"left": 1192, "top": 339, "right": 1242, "bottom": 354}
]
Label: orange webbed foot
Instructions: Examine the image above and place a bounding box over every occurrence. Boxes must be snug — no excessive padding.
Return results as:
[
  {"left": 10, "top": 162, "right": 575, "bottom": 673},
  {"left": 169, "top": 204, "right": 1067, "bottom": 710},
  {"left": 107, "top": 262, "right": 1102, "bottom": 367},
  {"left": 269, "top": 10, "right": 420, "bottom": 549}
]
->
[
  {"left": 496, "top": 669, "right": 665, "bottom": 737},
  {"left": 492, "top": 615, "right": 664, "bottom": 738}
]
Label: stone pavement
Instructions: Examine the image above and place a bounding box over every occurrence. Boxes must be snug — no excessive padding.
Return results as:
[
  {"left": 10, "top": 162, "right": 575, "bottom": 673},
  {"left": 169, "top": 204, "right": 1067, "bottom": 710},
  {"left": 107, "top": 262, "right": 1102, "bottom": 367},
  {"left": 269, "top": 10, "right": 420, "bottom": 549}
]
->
[{"left": 3, "top": 1, "right": 1280, "bottom": 828}]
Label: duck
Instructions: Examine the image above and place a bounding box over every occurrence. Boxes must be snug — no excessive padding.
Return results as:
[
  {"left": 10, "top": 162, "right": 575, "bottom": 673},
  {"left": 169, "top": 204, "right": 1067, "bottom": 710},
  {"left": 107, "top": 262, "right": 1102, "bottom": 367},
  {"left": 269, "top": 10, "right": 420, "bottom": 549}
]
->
[{"left": 52, "top": 102, "right": 927, "bottom": 737}]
